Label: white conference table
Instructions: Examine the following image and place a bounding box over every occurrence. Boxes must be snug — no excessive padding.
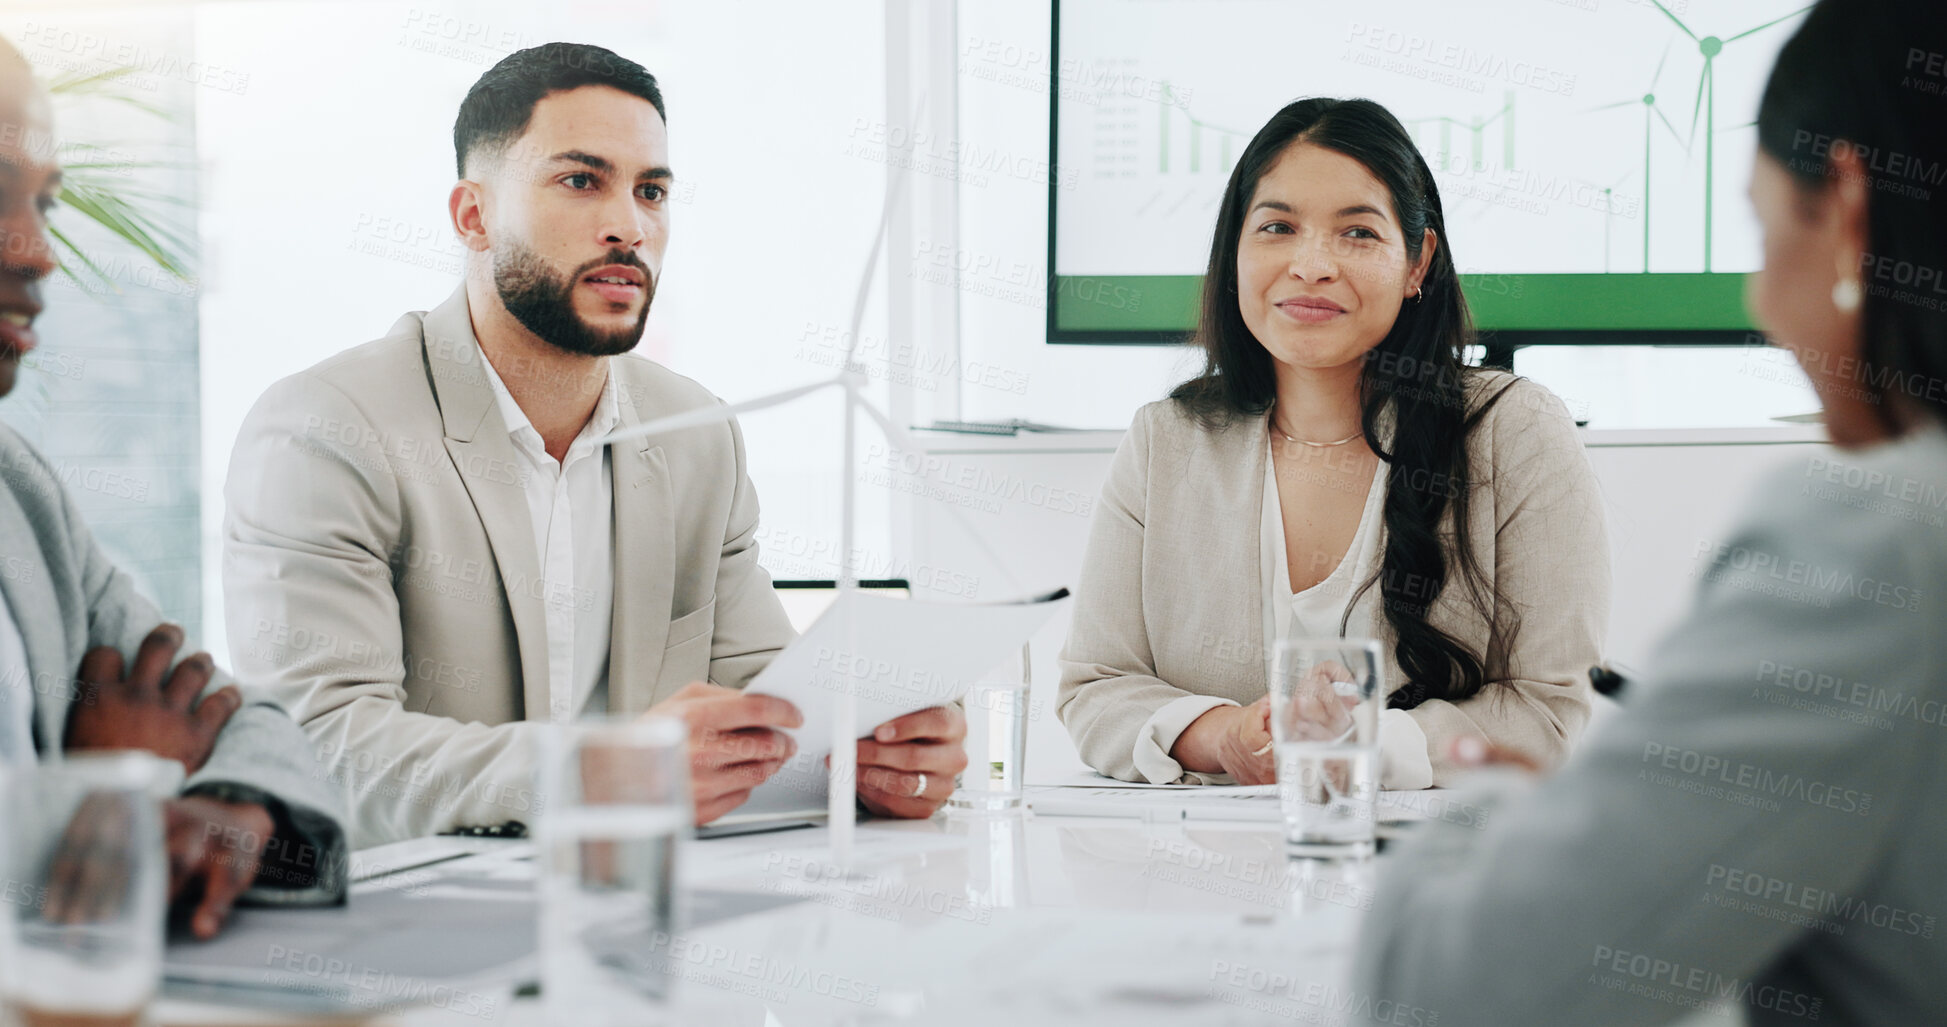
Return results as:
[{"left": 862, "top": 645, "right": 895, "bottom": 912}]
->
[
  {"left": 157, "top": 801, "right": 1377, "bottom": 1026},
  {"left": 157, "top": 796, "right": 1736, "bottom": 1027}
]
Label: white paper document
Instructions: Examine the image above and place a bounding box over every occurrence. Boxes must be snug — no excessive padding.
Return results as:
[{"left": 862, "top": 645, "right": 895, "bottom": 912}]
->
[
  {"left": 731, "top": 588, "right": 1068, "bottom": 820},
  {"left": 164, "top": 874, "right": 537, "bottom": 1015}
]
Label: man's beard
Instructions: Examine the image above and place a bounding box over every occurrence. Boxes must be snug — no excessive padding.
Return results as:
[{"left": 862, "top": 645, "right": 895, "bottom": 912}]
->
[{"left": 492, "top": 242, "right": 654, "bottom": 357}]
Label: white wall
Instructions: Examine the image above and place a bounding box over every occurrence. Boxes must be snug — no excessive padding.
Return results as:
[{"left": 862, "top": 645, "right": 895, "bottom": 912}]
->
[
  {"left": 192, "top": 0, "right": 892, "bottom": 663},
  {"left": 955, "top": 0, "right": 1199, "bottom": 430}
]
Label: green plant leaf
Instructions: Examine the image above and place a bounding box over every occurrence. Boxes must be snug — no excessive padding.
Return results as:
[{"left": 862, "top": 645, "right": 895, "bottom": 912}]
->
[
  {"left": 55, "top": 177, "right": 193, "bottom": 279},
  {"left": 46, "top": 66, "right": 176, "bottom": 122},
  {"left": 40, "top": 68, "right": 196, "bottom": 287},
  {"left": 46, "top": 221, "right": 115, "bottom": 295}
]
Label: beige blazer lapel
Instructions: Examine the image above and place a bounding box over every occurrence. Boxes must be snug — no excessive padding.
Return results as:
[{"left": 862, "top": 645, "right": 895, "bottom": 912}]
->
[
  {"left": 0, "top": 496, "right": 72, "bottom": 755},
  {"left": 1224, "top": 412, "right": 1272, "bottom": 686},
  {"left": 418, "top": 287, "right": 551, "bottom": 722},
  {"left": 606, "top": 376, "right": 676, "bottom": 714}
]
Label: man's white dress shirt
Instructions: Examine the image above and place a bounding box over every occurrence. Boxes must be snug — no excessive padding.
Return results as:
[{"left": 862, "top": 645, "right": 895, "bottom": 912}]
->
[{"left": 478, "top": 349, "right": 619, "bottom": 723}]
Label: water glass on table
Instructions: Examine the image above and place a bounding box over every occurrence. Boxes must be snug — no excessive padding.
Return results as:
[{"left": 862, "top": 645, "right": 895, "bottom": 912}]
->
[
  {"left": 2, "top": 752, "right": 173, "bottom": 1027},
  {"left": 1269, "top": 639, "right": 1384, "bottom": 859},
  {"left": 535, "top": 716, "right": 689, "bottom": 1027},
  {"left": 949, "top": 642, "right": 1031, "bottom": 813}
]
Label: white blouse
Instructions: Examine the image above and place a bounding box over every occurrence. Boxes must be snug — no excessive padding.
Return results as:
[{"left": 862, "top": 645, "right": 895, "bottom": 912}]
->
[{"left": 1128, "top": 442, "right": 1435, "bottom": 789}]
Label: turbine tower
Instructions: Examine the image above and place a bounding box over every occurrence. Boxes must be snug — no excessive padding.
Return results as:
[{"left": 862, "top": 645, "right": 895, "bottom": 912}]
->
[
  {"left": 1588, "top": 40, "right": 1687, "bottom": 272},
  {"left": 1651, "top": 1, "right": 1814, "bottom": 271}
]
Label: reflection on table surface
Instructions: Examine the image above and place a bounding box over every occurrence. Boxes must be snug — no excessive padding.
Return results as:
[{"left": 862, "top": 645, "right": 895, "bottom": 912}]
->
[{"left": 157, "top": 812, "right": 1386, "bottom": 1026}]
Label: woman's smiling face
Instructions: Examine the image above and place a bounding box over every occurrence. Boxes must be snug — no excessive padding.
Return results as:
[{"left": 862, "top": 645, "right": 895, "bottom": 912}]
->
[{"left": 1235, "top": 141, "right": 1431, "bottom": 374}]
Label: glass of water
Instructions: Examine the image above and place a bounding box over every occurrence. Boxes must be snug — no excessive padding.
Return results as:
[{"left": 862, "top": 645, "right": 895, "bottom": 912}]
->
[
  {"left": 536, "top": 716, "right": 690, "bottom": 1027},
  {"left": 950, "top": 643, "right": 1030, "bottom": 813},
  {"left": 2, "top": 752, "right": 173, "bottom": 1027},
  {"left": 1269, "top": 639, "right": 1384, "bottom": 859}
]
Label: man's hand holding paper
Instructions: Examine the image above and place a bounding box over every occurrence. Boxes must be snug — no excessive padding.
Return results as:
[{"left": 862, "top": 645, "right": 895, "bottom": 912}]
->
[{"left": 851, "top": 705, "right": 968, "bottom": 818}]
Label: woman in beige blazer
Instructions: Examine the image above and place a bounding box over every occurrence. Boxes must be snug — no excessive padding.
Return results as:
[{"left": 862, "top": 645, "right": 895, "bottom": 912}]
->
[{"left": 1057, "top": 97, "right": 1610, "bottom": 791}]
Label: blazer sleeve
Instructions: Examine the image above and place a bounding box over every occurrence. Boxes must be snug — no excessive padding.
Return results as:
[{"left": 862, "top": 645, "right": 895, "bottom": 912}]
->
[
  {"left": 1351, "top": 460, "right": 1935, "bottom": 1026},
  {"left": 1057, "top": 404, "right": 1203, "bottom": 781},
  {"left": 223, "top": 373, "right": 544, "bottom": 847},
  {"left": 1403, "top": 380, "right": 1609, "bottom": 784},
  {"left": 703, "top": 409, "right": 796, "bottom": 691},
  {"left": 26, "top": 436, "right": 351, "bottom": 905}
]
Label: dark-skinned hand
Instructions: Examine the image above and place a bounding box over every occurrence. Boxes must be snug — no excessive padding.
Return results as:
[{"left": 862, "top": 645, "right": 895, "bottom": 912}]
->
[
  {"left": 44, "top": 793, "right": 274, "bottom": 941},
  {"left": 64, "top": 623, "right": 242, "bottom": 775}
]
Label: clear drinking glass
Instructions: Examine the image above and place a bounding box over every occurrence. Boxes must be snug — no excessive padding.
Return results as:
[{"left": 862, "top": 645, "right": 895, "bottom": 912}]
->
[
  {"left": 1269, "top": 639, "right": 1384, "bottom": 859},
  {"left": 949, "top": 643, "right": 1030, "bottom": 813},
  {"left": 536, "top": 716, "right": 690, "bottom": 1027},
  {"left": 1, "top": 752, "right": 172, "bottom": 1027}
]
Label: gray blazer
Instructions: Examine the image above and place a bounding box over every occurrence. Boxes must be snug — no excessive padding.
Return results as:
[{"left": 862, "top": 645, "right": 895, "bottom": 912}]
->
[
  {"left": 222, "top": 286, "right": 797, "bottom": 847},
  {"left": 1353, "top": 427, "right": 1947, "bottom": 1026},
  {"left": 0, "top": 423, "right": 346, "bottom": 905}
]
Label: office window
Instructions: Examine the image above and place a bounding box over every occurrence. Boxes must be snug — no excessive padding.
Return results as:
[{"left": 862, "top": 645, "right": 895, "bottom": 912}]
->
[{"left": 3, "top": 11, "right": 205, "bottom": 634}]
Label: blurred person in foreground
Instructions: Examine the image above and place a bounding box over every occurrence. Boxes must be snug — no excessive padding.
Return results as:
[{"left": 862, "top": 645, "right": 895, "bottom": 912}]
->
[
  {"left": 1352, "top": 2, "right": 1947, "bottom": 1024},
  {"left": 0, "top": 37, "right": 346, "bottom": 941}
]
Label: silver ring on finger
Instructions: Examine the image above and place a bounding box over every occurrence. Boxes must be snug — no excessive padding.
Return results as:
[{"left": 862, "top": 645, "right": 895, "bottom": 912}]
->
[{"left": 909, "top": 772, "right": 928, "bottom": 798}]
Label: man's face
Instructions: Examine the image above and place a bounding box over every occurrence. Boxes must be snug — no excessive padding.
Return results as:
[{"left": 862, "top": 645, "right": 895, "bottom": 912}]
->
[
  {"left": 0, "top": 64, "right": 58, "bottom": 399},
  {"left": 476, "top": 84, "right": 670, "bottom": 357}
]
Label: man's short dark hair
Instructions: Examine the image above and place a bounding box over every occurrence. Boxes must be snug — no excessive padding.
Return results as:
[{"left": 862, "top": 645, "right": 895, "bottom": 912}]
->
[{"left": 453, "top": 42, "right": 664, "bottom": 178}]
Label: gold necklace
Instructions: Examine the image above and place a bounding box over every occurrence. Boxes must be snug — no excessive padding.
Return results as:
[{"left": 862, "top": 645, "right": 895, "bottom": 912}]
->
[{"left": 1270, "top": 406, "right": 1362, "bottom": 448}]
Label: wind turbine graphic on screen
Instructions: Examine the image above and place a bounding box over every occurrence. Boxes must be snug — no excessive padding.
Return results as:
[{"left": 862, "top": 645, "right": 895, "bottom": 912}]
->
[
  {"left": 1650, "top": 0, "right": 1814, "bottom": 271},
  {"left": 1587, "top": 39, "right": 1687, "bottom": 273},
  {"left": 1599, "top": 170, "right": 1636, "bottom": 274}
]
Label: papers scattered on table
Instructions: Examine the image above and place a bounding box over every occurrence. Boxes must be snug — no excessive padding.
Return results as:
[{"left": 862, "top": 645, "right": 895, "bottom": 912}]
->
[{"left": 164, "top": 873, "right": 538, "bottom": 1017}]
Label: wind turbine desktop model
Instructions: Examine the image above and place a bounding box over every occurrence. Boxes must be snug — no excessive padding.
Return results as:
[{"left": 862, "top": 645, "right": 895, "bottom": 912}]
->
[{"left": 593, "top": 118, "right": 1020, "bottom": 868}]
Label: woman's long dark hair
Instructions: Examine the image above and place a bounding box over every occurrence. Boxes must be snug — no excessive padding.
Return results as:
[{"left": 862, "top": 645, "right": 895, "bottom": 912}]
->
[
  {"left": 1756, "top": 1, "right": 1947, "bottom": 431},
  {"left": 1170, "top": 97, "right": 1514, "bottom": 709}
]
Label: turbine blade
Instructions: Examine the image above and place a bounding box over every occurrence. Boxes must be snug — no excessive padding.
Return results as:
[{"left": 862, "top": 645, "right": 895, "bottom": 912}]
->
[
  {"left": 597, "top": 377, "right": 843, "bottom": 447},
  {"left": 1588, "top": 99, "right": 1639, "bottom": 112},
  {"left": 1653, "top": 103, "right": 1687, "bottom": 150},
  {"left": 1726, "top": 5, "right": 1815, "bottom": 43},
  {"left": 850, "top": 395, "right": 1030, "bottom": 599},
  {"left": 1651, "top": 39, "right": 1672, "bottom": 89},
  {"left": 1650, "top": 0, "right": 1697, "bottom": 41},
  {"left": 1688, "top": 65, "right": 1708, "bottom": 147}
]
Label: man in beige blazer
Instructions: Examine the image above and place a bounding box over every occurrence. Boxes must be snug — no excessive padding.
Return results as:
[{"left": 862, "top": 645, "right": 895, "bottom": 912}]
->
[{"left": 223, "top": 43, "right": 963, "bottom": 847}]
